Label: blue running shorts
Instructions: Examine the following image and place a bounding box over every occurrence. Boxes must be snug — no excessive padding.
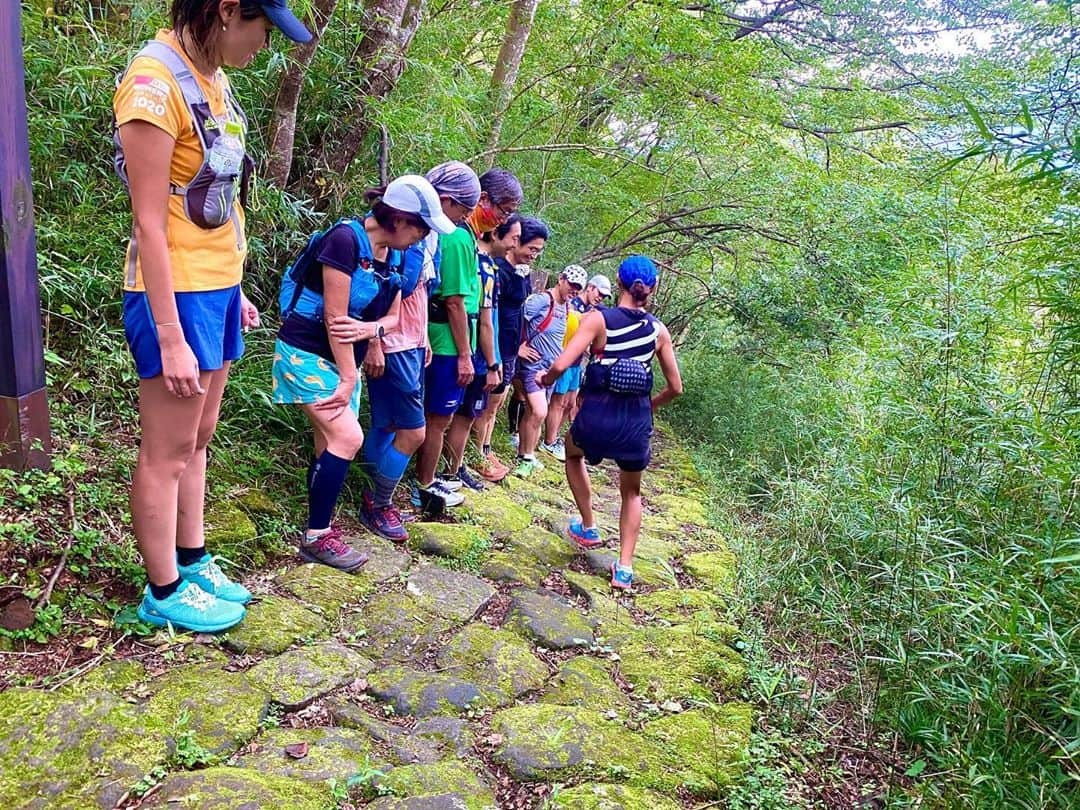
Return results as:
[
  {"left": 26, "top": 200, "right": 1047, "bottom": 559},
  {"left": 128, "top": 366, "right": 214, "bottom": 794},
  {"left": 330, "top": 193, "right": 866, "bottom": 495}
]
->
[{"left": 123, "top": 285, "right": 244, "bottom": 379}]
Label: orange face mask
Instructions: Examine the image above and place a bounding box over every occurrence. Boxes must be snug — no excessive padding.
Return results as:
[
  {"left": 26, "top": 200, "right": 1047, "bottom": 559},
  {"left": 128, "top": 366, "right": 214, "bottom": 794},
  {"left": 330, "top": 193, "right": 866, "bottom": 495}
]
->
[{"left": 468, "top": 200, "right": 502, "bottom": 234}]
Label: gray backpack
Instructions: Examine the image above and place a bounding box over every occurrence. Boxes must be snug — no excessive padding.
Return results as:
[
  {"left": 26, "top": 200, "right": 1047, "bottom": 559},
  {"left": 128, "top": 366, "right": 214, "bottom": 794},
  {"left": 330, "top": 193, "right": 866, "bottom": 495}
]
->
[{"left": 113, "top": 40, "right": 253, "bottom": 278}]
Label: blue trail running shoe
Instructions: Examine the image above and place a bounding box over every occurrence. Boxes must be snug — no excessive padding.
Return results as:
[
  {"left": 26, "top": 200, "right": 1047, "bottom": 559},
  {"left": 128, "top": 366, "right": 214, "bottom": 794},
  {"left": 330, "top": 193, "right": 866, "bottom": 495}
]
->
[
  {"left": 137, "top": 579, "right": 246, "bottom": 633},
  {"left": 610, "top": 562, "right": 634, "bottom": 591},
  {"left": 568, "top": 519, "right": 603, "bottom": 550},
  {"left": 178, "top": 553, "right": 252, "bottom": 604}
]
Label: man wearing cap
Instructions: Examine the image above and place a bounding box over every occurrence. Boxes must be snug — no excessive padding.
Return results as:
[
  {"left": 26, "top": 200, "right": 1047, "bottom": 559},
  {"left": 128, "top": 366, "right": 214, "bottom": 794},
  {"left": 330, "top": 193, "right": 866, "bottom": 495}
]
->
[
  {"left": 540, "top": 273, "right": 611, "bottom": 462},
  {"left": 512, "top": 265, "right": 587, "bottom": 477},
  {"left": 413, "top": 167, "right": 523, "bottom": 508},
  {"left": 359, "top": 162, "right": 481, "bottom": 536}
]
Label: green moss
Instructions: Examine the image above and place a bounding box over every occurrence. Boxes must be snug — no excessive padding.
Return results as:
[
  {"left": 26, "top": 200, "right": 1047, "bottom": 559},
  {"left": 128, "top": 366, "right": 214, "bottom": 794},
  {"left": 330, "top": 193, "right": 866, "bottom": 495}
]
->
[
  {"left": 145, "top": 663, "right": 269, "bottom": 756},
  {"left": 245, "top": 641, "right": 373, "bottom": 710},
  {"left": 75, "top": 658, "right": 147, "bottom": 693},
  {"left": 682, "top": 551, "right": 738, "bottom": 593},
  {"left": 222, "top": 595, "right": 328, "bottom": 655},
  {"left": 650, "top": 494, "right": 710, "bottom": 528},
  {"left": 407, "top": 522, "right": 490, "bottom": 562},
  {"left": 349, "top": 591, "right": 456, "bottom": 662},
  {"left": 548, "top": 783, "right": 681, "bottom": 809},
  {"left": 143, "top": 766, "right": 329, "bottom": 808},
  {"left": 276, "top": 562, "right": 376, "bottom": 614},
  {"left": 460, "top": 487, "right": 531, "bottom": 537},
  {"left": 375, "top": 759, "right": 495, "bottom": 808},
  {"left": 481, "top": 550, "right": 548, "bottom": 586},
  {"left": 636, "top": 588, "right": 727, "bottom": 624},
  {"left": 234, "top": 488, "right": 278, "bottom": 515},
  {"left": 643, "top": 704, "right": 753, "bottom": 797},
  {"left": 0, "top": 686, "right": 168, "bottom": 809},
  {"left": 235, "top": 726, "right": 386, "bottom": 783},
  {"left": 506, "top": 525, "right": 576, "bottom": 568},
  {"left": 504, "top": 476, "right": 573, "bottom": 510},
  {"left": 435, "top": 623, "right": 548, "bottom": 702},
  {"left": 530, "top": 504, "right": 573, "bottom": 537},
  {"left": 490, "top": 704, "right": 667, "bottom": 786},
  {"left": 540, "top": 656, "right": 629, "bottom": 713},
  {"left": 204, "top": 501, "right": 263, "bottom": 568},
  {"left": 560, "top": 570, "right": 634, "bottom": 639},
  {"left": 616, "top": 624, "right": 746, "bottom": 702},
  {"left": 506, "top": 589, "right": 595, "bottom": 650},
  {"left": 406, "top": 564, "right": 495, "bottom": 621},
  {"left": 367, "top": 664, "right": 484, "bottom": 717}
]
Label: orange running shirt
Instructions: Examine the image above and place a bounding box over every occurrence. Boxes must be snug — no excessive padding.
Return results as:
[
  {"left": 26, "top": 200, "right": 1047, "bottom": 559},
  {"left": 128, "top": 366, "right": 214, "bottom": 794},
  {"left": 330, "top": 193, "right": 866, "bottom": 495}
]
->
[{"left": 113, "top": 30, "right": 247, "bottom": 292}]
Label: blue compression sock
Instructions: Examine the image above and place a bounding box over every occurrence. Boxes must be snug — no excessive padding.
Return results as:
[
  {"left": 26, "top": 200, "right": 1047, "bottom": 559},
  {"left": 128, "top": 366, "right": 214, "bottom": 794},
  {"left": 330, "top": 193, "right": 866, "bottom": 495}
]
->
[
  {"left": 372, "top": 444, "right": 411, "bottom": 507},
  {"left": 362, "top": 427, "right": 395, "bottom": 470}
]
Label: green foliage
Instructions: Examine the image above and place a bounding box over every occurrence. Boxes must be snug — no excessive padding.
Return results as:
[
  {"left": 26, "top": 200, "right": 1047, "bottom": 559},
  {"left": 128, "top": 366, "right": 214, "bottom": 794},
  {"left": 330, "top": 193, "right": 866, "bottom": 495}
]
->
[{"left": 9, "top": 0, "right": 1080, "bottom": 806}]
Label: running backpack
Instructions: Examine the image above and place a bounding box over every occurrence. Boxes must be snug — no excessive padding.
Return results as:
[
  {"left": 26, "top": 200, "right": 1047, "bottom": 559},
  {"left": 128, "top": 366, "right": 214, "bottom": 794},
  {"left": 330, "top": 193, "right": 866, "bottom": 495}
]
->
[
  {"left": 521, "top": 291, "right": 556, "bottom": 345},
  {"left": 113, "top": 39, "right": 253, "bottom": 230},
  {"left": 279, "top": 220, "right": 349, "bottom": 319}
]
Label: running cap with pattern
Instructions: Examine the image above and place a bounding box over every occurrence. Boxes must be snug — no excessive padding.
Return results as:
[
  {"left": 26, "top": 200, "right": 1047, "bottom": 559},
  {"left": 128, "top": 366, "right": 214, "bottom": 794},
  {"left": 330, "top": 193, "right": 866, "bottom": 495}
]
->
[
  {"left": 425, "top": 161, "right": 481, "bottom": 209},
  {"left": 259, "top": 0, "right": 313, "bottom": 43},
  {"left": 561, "top": 264, "right": 588, "bottom": 287},
  {"left": 617, "top": 255, "right": 658, "bottom": 288},
  {"left": 383, "top": 175, "right": 457, "bottom": 235},
  {"left": 588, "top": 274, "right": 612, "bottom": 297}
]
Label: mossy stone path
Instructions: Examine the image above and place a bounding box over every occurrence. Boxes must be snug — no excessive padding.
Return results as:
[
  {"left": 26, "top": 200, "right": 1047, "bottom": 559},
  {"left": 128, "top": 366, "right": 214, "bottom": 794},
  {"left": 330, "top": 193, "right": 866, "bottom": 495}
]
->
[{"left": 0, "top": 427, "right": 752, "bottom": 808}]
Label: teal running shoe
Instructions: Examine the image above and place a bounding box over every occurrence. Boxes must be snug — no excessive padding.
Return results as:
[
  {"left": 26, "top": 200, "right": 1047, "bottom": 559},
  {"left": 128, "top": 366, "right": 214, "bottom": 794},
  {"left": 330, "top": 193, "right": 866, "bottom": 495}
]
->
[
  {"left": 568, "top": 520, "right": 603, "bottom": 550},
  {"left": 610, "top": 562, "right": 634, "bottom": 590},
  {"left": 137, "top": 580, "right": 246, "bottom": 633},
  {"left": 178, "top": 553, "right": 252, "bottom": 604}
]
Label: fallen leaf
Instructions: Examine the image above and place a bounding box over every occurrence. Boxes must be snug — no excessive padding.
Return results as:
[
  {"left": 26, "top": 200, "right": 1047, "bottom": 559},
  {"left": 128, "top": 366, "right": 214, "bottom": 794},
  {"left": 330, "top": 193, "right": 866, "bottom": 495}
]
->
[{"left": 284, "top": 742, "right": 309, "bottom": 759}]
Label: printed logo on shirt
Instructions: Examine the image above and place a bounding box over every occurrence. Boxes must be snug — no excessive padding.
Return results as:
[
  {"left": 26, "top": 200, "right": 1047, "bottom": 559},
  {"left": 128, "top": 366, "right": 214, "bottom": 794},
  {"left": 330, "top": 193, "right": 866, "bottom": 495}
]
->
[
  {"left": 131, "top": 93, "right": 167, "bottom": 117},
  {"left": 133, "top": 75, "right": 171, "bottom": 97}
]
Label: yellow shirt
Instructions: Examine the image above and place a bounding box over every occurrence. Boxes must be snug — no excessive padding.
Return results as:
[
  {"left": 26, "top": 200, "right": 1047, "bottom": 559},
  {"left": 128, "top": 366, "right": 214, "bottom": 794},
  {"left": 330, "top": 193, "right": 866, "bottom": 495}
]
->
[
  {"left": 114, "top": 30, "right": 247, "bottom": 292},
  {"left": 563, "top": 308, "right": 581, "bottom": 347}
]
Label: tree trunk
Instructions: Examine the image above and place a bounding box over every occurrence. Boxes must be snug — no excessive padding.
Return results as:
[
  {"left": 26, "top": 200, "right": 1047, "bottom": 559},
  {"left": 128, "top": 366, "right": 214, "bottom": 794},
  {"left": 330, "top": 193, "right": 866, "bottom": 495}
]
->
[
  {"left": 317, "top": 0, "right": 425, "bottom": 187},
  {"left": 265, "top": 0, "right": 339, "bottom": 187},
  {"left": 481, "top": 0, "right": 541, "bottom": 169}
]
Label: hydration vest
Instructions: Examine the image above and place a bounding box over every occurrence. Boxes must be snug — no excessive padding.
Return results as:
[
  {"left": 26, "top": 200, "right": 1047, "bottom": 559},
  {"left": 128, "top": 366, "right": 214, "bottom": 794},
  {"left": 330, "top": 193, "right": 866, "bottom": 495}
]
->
[{"left": 113, "top": 39, "right": 253, "bottom": 236}]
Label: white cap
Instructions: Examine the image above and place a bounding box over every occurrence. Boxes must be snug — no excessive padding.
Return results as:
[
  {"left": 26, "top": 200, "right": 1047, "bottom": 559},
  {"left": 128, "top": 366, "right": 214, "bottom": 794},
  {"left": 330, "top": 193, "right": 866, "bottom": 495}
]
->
[
  {"left": 561, "top": 264, "right": 588, "bottom": 287},
  {"left": 383, "top": 175, "right": 457, "bottom": 235},
  {"left": 588, "top": 274, "right": 612, "bottom": 297}
]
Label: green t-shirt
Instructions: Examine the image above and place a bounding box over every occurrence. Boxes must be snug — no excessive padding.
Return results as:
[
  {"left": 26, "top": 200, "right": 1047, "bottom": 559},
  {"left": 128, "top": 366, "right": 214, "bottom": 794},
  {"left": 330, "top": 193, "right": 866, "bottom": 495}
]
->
[{"left": 428, "top": 224, "right": 480, "bottom": 356}]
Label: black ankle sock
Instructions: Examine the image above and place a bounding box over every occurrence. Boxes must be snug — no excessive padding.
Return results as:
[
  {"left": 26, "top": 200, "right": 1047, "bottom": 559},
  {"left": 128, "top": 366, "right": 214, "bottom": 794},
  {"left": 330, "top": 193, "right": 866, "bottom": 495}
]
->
[
  {"left": 482, "top": 444, "right": 492, "bottom": 455},
  {"left": 177, "top": 545, "right": 206, "bottom": 566},
  {"left": 149, "top": 577, "right": 182, "bottom": 600}
]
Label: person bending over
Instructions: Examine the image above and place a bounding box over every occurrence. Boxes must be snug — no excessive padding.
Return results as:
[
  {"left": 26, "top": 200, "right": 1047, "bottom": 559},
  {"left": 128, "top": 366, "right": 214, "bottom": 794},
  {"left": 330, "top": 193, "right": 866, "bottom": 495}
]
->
[
  {"left": 413, "top": 168, "right": 522, "bottom": 508},
  {"left": 360, "top": 161, "right": 480, "bottom": 535},
  {"left": 273, "top": 176, "right": 454, "bottom": 569},
  {"left": 540, "top": 272, "right": 610, "bottom": 461}
]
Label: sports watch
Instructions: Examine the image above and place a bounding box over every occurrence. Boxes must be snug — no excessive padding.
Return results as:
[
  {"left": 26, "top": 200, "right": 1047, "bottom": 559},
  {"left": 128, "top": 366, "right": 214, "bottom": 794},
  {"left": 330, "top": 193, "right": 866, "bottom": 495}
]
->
[
  {"left": 375, "top": 324, "right": 385, "bottom": 339},
  {"left": 488, "top": 363, "right": 500, "bottom": 372}
]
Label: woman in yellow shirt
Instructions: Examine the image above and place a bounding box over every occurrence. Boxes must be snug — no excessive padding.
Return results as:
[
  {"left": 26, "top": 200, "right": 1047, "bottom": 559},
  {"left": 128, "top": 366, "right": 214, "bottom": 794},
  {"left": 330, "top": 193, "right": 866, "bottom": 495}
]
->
[{"left": 113, "top": 0, "right": 311, "bottom": 633}]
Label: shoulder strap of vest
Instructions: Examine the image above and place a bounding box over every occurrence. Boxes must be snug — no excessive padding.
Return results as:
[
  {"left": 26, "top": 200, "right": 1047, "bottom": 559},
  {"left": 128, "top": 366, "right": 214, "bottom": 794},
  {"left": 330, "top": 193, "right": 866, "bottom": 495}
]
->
[
  {"left": 283, "top": 218, "right": 352, "bottom": 318},
  {"left": 344, "top": 219, "right": 370, "bottom": 272},
  {"left": 137, "top": 40, "right": 206, "bottom": 111},
  {"left": 523, "top": 291, "right": 556, "bottom": 344}
]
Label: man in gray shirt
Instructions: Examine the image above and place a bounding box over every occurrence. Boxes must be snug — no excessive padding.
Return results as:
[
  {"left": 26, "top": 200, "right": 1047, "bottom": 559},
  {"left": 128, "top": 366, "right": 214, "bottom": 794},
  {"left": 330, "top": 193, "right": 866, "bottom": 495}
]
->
[{"left": 512, "top": 265, "right": 587, "bottom": 477}]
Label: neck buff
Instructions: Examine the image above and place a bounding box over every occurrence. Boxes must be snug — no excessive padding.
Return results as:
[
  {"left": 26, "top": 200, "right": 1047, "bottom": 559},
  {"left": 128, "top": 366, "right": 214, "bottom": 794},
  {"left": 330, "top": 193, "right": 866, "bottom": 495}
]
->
[{"left": 468, "top": 203, "right": 501, "bottom": 235}]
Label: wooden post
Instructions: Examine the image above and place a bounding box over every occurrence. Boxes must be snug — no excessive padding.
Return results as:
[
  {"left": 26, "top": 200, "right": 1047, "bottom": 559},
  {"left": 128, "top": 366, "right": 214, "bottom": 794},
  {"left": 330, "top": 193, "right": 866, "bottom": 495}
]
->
[{"left": 0, "top": 6, "right": 51, "bottom": 470}]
